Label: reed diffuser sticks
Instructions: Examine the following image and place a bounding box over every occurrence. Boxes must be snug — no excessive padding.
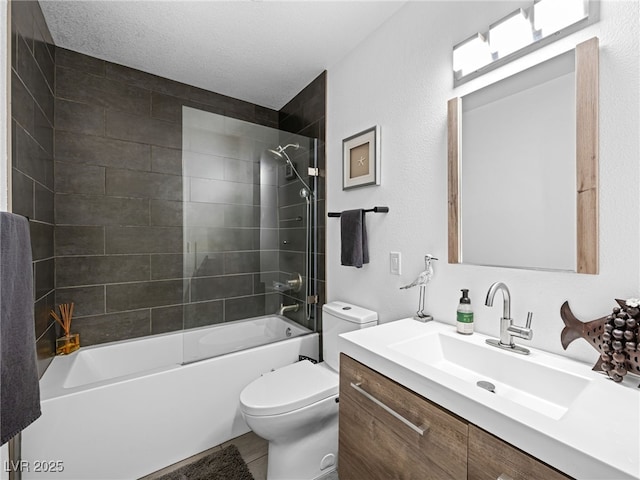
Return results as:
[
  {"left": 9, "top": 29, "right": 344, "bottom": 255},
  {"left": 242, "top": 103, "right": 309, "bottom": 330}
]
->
[
  {"left": 51, "top": 303, "right": 75, "bottom": 337},
  {"left": 52, "top": 303, "right": 79, "bottom": 355}
]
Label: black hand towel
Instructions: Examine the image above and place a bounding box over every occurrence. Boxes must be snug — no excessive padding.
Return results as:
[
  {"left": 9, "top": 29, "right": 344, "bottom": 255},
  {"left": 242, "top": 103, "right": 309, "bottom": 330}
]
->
[
  {"left": 0, "top": 213, "right": 41, "bottom": 445},
  {"left": 340, "top": 209, "right": 369, "bottom": 268}
]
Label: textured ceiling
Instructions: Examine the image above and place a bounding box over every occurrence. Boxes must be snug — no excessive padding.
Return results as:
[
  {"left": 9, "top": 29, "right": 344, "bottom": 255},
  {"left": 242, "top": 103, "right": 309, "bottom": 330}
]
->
[{"left": 40, "top": 1, "right": 406, "bottom": 110}]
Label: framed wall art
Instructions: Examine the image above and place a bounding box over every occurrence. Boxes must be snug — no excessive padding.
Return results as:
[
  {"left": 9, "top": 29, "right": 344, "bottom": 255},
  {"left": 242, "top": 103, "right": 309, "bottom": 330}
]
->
[{"left": 342, "top": 126, "right": 380, "bottom": 190}]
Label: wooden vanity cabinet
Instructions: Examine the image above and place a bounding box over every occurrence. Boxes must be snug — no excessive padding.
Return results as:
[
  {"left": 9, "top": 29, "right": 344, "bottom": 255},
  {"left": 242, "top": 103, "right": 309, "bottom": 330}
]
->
[
  {"left": 339, "top": 353, "right": 468, "bottom": 480},
  {"left": 339, "top": 354, "right": 572, "bottom": 480},
  {"left": 468, "top": 425, "right": 571, "bottom": 480}
]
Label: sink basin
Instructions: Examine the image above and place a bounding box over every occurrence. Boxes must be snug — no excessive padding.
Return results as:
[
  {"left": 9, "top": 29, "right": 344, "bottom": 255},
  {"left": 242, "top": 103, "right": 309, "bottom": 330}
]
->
[{"left": 388, "top": 331, "right": 591, "bottom": 419}]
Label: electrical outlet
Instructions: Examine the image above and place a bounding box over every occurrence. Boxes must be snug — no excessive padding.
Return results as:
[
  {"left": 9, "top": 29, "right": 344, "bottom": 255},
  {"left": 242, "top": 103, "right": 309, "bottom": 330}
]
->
[{"left": 390, "top": 252, "right": 401, "bottom": 275}]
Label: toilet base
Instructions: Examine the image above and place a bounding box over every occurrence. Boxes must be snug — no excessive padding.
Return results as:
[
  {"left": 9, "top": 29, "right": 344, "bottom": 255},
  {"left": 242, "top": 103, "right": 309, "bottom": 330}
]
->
[{"left": 266, "top": 408, "right": 338, "bottom": 480}]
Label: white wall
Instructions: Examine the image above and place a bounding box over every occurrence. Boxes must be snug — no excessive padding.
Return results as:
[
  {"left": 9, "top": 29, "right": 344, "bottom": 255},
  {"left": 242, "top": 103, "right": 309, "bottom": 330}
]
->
[{"left": 326, "top": 0, "right": 640, "bottom": 364}]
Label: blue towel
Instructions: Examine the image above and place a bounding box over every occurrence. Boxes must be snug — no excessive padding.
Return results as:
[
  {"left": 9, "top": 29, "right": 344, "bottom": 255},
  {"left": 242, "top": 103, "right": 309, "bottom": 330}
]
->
[
  {"left": 0, "top": 213, "right": 41, "bottom": 445},
  {"left": 340, "top": 209, "right": 369, "bottom": 268}
]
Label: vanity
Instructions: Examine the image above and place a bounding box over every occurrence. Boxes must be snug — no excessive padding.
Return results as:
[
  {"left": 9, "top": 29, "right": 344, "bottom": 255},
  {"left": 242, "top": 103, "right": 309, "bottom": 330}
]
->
[{"left": 337, "top": 320, "right": 640, "bottom": 480}]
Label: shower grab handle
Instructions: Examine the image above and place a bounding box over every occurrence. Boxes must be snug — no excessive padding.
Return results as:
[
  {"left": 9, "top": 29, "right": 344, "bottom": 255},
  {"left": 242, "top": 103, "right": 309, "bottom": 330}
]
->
[{"left": 350, "top": 382, "right": 428, "bottom": 436}]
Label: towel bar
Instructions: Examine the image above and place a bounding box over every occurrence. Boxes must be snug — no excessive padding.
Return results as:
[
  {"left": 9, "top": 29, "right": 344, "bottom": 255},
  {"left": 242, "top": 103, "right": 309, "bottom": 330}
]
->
[{"left": 328, "top": 206, "right": 389, "bottom": 217}]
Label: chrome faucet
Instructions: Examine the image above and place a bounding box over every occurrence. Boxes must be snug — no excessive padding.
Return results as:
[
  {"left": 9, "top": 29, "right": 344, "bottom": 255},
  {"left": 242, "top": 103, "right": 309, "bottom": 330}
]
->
[
  {"left": 484, "top": 282, "right": 533, "bottom": 355},
  {"left": 278, "top": 303, "right": 300, "bottom": 316}
]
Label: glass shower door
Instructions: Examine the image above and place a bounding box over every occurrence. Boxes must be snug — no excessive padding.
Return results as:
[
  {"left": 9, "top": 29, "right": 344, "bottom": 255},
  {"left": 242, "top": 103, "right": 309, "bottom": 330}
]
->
[{"left": 180, "top": 107, "right": 317, "bottom": 364}]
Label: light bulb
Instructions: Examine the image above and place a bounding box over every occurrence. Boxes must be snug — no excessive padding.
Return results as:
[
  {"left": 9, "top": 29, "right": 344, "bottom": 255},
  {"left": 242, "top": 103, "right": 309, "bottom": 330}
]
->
[
  {"left": 453, "top": 33, "right": 492, "bottom": 77},
  {"left": 489, "top": 9, "right": 533, "bottom": 58},
  {"left": 534, "top": 0, "right": 588, "bottom": 36}
]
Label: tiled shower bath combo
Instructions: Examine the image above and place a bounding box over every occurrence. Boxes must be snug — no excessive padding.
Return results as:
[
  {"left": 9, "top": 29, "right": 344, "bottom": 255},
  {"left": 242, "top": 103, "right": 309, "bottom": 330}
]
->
[{"left": 52, "top": 49, "right": 322, "bottom": 350}]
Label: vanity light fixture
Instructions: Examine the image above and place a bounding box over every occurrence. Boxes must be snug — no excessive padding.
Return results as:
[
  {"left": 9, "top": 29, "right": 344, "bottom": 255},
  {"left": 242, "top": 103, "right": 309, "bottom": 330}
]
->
[
  {"left": 533, "top": 0, "right": 589, "bottom": 37},
  {"left": 453, "top": 0, "right": 597, "bottom": 86}
]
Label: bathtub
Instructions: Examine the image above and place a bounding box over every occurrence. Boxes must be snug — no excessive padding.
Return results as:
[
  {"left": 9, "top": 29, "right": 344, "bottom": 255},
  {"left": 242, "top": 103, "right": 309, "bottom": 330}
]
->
[{"left": 16, "top": 316, "right": 318, "bottom": 479}]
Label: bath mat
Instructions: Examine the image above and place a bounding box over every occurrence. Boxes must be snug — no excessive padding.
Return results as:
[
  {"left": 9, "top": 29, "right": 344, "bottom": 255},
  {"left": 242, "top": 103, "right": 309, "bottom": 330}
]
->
[{"left": 156, "top": 444, "right": 254, "bottom": 480}]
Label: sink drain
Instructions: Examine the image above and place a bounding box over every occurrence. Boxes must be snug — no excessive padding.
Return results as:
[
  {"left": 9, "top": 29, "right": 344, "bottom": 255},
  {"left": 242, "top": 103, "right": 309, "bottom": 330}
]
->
[{"left": 477, "top": 380, "right": 496, "bottom": 393}]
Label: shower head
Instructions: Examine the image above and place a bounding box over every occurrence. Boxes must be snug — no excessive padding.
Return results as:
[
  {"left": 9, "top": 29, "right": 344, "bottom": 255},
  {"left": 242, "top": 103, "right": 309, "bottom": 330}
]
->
[
  {"left": 267, "top": 143, "right": 300, "bottom": 162},
  {"left": 267, "top": 148, "right": 284, "bottom": 161},
  {"left": 265, "top": 143, "right": 314, "bottom": 198}
]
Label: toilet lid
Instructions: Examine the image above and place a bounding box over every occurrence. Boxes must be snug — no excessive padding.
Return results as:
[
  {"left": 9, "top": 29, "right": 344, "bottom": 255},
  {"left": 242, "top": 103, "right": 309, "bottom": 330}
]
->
[{"left": 240, "top": 361, "right": 338, "bottom": 416}]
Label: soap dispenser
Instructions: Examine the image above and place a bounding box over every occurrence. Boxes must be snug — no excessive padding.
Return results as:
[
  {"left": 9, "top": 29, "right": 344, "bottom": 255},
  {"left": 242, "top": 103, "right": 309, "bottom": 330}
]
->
[{"left": 456, "top": 289, "right": 474, "bottom": 335}]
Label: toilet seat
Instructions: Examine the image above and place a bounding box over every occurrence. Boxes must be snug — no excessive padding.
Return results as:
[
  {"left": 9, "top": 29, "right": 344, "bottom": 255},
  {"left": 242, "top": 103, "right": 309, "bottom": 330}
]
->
[{"left": 240, "top": 361, "right": 338, "bottom": 416}]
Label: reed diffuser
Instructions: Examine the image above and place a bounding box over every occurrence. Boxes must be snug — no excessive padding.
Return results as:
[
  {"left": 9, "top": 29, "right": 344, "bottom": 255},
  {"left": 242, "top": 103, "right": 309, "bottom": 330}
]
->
[{"left": 51, "top": 303, "right": 80, "bottom": 355}]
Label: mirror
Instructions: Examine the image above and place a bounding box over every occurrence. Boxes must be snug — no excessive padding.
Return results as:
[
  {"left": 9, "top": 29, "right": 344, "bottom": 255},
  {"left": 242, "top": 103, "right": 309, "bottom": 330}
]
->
[{"left": 448, "top": 37, "right": 599, "bottom": 274}]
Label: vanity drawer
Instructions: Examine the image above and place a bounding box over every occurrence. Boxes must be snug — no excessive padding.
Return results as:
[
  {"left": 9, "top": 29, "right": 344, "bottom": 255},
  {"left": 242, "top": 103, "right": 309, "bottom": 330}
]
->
[
  {"left": 339, "top": 354, "right": 468, "bottom": 480},
  {"left": 468, "top": 425, "right": 572, "bottom": 480}
]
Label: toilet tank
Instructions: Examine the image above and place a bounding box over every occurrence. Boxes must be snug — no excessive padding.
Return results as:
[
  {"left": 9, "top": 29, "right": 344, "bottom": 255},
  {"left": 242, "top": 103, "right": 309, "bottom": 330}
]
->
[{"left": 322, "top": 301, "right": 378, "bottom": 372}]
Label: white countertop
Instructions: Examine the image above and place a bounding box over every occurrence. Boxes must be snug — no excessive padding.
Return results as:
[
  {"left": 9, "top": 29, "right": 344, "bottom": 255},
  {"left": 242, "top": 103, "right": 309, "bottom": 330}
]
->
[{"left": 339, "top": 319, "right": 640, "bottom": 480}]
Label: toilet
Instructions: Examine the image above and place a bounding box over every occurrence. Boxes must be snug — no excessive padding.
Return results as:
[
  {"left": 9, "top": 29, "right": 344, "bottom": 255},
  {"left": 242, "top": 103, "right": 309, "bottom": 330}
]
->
[{"left": 239, "top": 301, "right": 378, "bottom": 480}]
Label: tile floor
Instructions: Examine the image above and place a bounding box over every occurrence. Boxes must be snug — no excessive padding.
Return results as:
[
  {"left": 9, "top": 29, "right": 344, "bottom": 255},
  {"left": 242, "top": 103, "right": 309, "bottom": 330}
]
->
[{"left": 139, "top": 431, "right": 340, "bottom": 480}]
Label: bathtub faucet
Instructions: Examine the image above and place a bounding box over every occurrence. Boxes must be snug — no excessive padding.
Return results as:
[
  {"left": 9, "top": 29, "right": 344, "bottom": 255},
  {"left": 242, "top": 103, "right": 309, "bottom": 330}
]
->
[{"left": 278, "top": 303, "right": 300, "bottom": 315}]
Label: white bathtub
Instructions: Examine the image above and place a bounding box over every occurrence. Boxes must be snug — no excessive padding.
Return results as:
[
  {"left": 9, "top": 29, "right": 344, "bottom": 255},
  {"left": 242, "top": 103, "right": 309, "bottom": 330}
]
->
[{"left": 17, "top": 316, "right": 318, "bottom": 479}]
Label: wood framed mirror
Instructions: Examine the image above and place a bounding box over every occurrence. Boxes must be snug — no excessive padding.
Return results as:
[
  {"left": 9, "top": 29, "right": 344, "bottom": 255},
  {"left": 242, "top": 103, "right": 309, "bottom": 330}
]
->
[{"left": 448, "top": 37, "right": 598, "bottom": 274}]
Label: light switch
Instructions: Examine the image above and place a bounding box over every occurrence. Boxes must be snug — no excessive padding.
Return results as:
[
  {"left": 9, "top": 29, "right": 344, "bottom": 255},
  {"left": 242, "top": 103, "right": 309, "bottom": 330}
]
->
[{"left": 390, "top": 252, "right": 401, "bottom": 275}]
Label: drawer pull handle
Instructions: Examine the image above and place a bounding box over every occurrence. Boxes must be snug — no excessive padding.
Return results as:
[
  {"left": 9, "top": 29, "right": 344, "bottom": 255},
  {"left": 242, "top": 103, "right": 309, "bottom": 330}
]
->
[
  {"left": 497, "top": 475, "right": 514, "bottom": 480},
  {"left": 350, "top": 382, "right": 428, "bottom": 436}
]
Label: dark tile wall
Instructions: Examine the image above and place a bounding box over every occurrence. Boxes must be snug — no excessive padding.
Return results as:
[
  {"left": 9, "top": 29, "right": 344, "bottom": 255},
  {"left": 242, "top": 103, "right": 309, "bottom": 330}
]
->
[
  {"left": 10, "top": 0, "right": 56, "bottom": 376},
  {"left": 277, "top": 72, "right": 327, "bottom": 330},
  {"left": 54, "top": 47, "right": 280, "bottom": 347}
]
